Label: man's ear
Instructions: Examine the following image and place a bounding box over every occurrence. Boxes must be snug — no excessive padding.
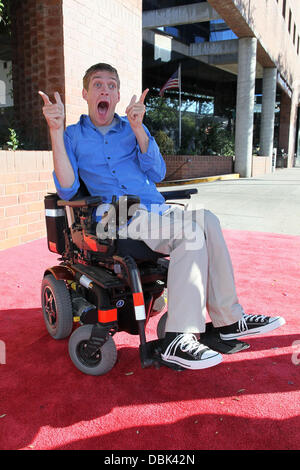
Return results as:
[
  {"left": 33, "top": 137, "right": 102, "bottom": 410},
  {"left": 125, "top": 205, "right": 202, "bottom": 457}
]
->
[{"left": 82, "top": 88, "right": 88, "bottom": 101}]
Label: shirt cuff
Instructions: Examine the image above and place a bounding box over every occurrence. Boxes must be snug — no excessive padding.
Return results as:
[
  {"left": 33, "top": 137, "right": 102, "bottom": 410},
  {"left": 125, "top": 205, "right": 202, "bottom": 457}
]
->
[
  {"left": 137, "top": 135, "right": 161, "bottom": 170},
  {"left": 53, "top": 170, "right": 78, "bottom": 200}
]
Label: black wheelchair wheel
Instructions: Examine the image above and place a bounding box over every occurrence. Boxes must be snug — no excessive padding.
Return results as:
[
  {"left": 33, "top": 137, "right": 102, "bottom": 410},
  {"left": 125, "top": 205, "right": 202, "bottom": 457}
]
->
[
  {"left": 68, "top": 325, "right": 117, "bottom": 376},
  {"left": 41, "top": 274, "right": 73, "bottom": 339},
  {"left": 157, "top": 312, "right": 168, "bottom": 339}
]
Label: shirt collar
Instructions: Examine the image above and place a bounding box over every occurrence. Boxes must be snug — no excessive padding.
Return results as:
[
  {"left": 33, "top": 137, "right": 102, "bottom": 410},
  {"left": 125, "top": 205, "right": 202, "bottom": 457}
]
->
[{"left": 81, "top": 113, "right": 127, "bottom": 132}]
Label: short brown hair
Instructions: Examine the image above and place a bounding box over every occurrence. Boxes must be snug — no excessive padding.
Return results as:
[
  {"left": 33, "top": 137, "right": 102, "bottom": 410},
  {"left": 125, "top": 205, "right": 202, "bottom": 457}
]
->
[{"left": 83, "top": 63, "right": 120, "bottom": 90}]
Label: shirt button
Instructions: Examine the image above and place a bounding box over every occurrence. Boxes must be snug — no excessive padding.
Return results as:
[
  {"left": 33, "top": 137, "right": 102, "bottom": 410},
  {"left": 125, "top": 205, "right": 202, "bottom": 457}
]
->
[
  {"left": 112, "top": 170, "right": 115, "bottom": 174},
  {"left": 121, "top": 185, "right": 127, "bottom": 189},
  {"left": 107, "top": 156, "right": 111, "bottom": 160}
]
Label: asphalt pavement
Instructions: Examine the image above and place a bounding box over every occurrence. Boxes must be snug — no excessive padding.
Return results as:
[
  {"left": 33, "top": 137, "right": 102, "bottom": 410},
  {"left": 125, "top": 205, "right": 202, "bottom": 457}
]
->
[{"left": 160, "top": 168, "right": 300, "bottom": 236}]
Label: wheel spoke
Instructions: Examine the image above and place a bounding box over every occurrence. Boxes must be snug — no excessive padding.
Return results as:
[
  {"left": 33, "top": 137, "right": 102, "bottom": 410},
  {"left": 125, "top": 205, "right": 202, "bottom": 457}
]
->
[
  {"left": 77, "top": 341, "right": 102, "bottom": 367},
  {"left": 44, "top": 287, "right": 56, "bottom": 326}
]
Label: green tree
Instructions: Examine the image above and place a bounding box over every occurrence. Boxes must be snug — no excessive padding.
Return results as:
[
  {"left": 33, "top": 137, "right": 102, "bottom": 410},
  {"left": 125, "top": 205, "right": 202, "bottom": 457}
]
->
[
  {"left": 154, "top": 130, "right": 175, "bottom": 155},
  {"left": 195, "top": 117, "right": 234, "bottom": 156},
  {"left": 145, "top": 94, "right": 234, "bottom": 156},
  {"left": 144, "top": 96, "right": 178, "bottom": 136},
  {"left": 0, "top": 0, "right": 11, "bottom": 29}
]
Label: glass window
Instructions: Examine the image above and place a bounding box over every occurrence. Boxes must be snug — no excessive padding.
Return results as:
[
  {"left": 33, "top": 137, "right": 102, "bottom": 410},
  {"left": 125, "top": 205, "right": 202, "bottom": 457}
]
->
[
  {"left": 210, "top": 19, "right": 237, "bottom": 42},
  {"left": 143, "top": 0, "right": 238, "bottom": 155}
]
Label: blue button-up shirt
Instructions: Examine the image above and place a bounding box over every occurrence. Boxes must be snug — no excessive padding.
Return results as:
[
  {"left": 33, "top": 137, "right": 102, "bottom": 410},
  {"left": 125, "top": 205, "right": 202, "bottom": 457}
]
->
[{"left": 53, "top": 114, "right": 167, "bottom": 212}]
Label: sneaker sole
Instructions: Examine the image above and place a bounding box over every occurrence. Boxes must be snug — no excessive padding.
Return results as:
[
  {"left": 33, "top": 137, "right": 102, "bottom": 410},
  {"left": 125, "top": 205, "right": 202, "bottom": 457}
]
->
[
  {"left": 160, "top": 352, "right": 223, "bottom": 370},
  {"left": 220, "top": 316, "right": 286, "bottom": 341}
]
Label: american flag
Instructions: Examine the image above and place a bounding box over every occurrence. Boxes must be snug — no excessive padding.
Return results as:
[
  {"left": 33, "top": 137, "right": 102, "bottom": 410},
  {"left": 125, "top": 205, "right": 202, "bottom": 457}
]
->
[{"left": 159, "top": 69, "right": 180, "bottom": 97}]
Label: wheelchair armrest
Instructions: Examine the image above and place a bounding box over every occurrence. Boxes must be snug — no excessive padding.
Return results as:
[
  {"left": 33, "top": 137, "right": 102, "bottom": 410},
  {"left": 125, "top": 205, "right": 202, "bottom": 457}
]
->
[
  {"left": 57, "top": 196, "right": 103, "bottom": 208},
  {"left": 160, "top": 189, "right": 198, "bottom": 200},
  {"left": 97, "top": 194, "right": 141, "bottom": 232}
]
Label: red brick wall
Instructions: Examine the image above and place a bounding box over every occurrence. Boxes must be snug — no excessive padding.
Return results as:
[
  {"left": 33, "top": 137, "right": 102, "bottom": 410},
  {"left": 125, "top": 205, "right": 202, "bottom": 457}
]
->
[
  {"left": 12, "top": 0, "right": 65, "bottom": 149},
  {"left": 164, "top": 155, "right": 234, "bottom": 181},
  {"left": 0, "top": 150, "right": 234, "bottom": 250},
  {"left": 10, "top": 0, "right": 143, "bottom": 148},
  {"left": 0, "top": 150, "right": 55, "bottom": 250}
]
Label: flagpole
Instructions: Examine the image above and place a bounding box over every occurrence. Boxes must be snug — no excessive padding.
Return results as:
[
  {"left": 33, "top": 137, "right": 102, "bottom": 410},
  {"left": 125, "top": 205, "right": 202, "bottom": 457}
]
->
[{"left": 178, "top": 62, "right": 182, "bottom": 149}]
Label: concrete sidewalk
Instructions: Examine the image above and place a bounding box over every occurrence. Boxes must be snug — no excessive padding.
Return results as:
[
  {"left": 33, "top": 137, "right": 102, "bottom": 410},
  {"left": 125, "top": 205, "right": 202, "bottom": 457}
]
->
[{"left": 160, "top": 168, "right": 300, "bottom": 236}]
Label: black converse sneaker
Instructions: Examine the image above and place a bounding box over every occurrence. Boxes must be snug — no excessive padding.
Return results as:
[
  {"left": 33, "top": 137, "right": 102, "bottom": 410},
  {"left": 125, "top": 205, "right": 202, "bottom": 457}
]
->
[
  {"left": 219, "top": 313, "right": 286, "bottom": 341},
  {"left": 161, "top": 333, "right": 223, "bottom": 370}
]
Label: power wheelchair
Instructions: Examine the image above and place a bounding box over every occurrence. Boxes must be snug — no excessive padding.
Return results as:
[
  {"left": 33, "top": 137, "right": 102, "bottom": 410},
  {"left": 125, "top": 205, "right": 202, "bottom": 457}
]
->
[{"left": 41, "top": 186, "right": 248, "bottom": 376}]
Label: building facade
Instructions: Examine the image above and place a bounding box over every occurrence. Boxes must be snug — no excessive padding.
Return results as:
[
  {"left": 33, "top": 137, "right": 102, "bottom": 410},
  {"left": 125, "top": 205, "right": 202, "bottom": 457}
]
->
[
  {"left": 210, "top": 0, "right": 300, "bottom": 171},
  {"left": 1, "top": 0, "right": 300, "bottom": 250},
  {"left": 142, "top": 0, "right": 300, "bottom": 175},
  {"left": 1, "top": 0, "right": 300, "bottom": 174}
]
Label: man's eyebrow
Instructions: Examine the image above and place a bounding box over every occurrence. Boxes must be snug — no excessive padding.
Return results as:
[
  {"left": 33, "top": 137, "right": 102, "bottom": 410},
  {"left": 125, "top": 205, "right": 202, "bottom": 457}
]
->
[{"left": 91, "top": 75, "right": 117, "bottom": 82}]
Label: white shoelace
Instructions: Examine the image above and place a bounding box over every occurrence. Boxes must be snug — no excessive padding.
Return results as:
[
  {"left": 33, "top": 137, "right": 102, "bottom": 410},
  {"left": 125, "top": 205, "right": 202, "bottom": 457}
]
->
[
  {"left": 163, "top": 334, "right": 207, "bottom": 359},
  {"left": 239, "top": 313, "right": 268, "bottom": 331}
]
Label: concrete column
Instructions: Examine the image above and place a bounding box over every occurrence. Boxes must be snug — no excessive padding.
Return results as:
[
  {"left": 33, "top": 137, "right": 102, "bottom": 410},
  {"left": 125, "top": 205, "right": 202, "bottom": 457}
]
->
[
  {"left": 259, "top": 67, "right": 277, "bottom": 157},
  {"left": 234, "top": 38, "right": 257, "bottom": 177}
]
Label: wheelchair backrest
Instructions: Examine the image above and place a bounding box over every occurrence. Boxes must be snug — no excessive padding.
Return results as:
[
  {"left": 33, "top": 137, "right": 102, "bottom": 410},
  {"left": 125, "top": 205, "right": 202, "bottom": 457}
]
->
[{"left": 44, "top": 193, "right": 67, "bottom": 254}]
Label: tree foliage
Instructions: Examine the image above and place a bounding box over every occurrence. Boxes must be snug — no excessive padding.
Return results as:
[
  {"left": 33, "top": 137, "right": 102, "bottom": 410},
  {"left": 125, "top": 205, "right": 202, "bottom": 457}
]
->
[
  {"left": 0, "top": 0, "right": 10, "bottom": 29},
  {"left": 144, "top": 95, "right": 234, "bottom": 156}
]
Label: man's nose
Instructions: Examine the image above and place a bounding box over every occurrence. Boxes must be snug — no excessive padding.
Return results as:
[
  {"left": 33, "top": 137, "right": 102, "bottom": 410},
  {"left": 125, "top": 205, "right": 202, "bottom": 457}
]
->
[{"left": 100, "top": 84, "right": 109, "bottom": 94}]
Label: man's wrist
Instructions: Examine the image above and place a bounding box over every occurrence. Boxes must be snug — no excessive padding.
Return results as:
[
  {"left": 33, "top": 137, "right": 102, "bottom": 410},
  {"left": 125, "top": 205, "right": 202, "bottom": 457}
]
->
[
  {"left": 133, "top": 125, "right": 149, "bottom": 154},
  {"left": 50, "top": 126, "right": 64, "bottom": 137}
]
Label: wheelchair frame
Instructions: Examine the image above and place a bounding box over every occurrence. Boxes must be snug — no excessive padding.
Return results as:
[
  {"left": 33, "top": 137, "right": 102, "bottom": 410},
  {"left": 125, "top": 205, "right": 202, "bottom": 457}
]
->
[{"left": 42, "top": 188, "right": 198, "bottom": 375}]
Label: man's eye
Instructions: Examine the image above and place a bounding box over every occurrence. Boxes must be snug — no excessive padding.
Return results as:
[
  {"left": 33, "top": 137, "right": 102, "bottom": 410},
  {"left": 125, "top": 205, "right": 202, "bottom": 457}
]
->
[
  {"left": 95, "top": 83, "right": 102, "bottom": 88},
  {"left": 108, "top": 83, "right": 116, "bottom": 89}
]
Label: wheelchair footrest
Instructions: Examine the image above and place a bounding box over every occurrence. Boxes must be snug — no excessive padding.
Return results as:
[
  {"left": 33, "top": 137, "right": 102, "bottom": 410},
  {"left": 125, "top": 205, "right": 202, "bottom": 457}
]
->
[
  {"left": 139, "top": 339, "right": 185, "bottom": 371},
  {"left": 201, "top": 322, "right": 250, "bottom": 354}
]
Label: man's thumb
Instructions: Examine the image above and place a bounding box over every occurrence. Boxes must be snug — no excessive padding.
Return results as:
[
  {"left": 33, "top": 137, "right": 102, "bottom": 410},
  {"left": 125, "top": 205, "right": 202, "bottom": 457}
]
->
[{"left": 38, "top": 91, "right": 52, "bottom": 105}]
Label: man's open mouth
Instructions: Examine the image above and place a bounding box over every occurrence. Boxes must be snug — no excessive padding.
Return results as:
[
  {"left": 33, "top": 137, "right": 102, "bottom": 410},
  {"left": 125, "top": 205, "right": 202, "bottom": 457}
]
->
[{"left": 97, "top": 101, "right": 109, "bottom": 116}]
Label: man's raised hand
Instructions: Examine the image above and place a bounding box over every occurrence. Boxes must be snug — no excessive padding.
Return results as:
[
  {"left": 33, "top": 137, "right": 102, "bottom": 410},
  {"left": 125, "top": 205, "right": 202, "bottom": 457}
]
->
[
  {"left": 39, "top": 91, "right": 65, "bottom": 131},
  {"left": 126, "top": 88, "right": 149, "bottom": 130}
]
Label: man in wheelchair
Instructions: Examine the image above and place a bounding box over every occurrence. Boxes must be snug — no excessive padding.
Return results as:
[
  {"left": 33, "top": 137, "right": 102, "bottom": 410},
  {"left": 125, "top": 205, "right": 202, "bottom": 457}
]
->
[{"left": 39, "top": 63, "right": 285, "bottom": 375}]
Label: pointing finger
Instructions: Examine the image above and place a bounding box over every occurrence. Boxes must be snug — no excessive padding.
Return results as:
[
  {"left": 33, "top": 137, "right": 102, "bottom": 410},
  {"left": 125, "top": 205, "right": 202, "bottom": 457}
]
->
[
  {"left": 38, "top": 91, "right": 52, "bottom": 105},
  {"left": 138, "top": 88, "right": 149, "bottom": 104},
  {"left": 54, "top": 91, "right": 63, "bottom": 105},
  {"left": 128, "top": 94, "right": 137, "bottom": 107}
]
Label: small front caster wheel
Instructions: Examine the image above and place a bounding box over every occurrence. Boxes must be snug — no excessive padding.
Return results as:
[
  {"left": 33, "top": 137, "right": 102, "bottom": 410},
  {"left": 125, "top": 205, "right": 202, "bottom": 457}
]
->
[{"left": 68, "top": 325, "right": 117, "bottom": 376}]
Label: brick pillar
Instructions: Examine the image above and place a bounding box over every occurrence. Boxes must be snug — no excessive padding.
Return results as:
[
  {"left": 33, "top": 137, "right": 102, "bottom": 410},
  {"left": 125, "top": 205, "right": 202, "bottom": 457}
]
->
[
  {"left": 61, "top": 0, "right": 143, "bottom": 128},
  {"left": 11, "top": 0, "right": 142, "bottom": 149},
  {"left": 11, "top": 0, "right": 65, "bottom": 150}
]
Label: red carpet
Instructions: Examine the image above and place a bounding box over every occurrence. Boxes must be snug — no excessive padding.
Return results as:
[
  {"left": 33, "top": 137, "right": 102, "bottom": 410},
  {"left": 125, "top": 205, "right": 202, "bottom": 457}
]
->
[{"left": 0, "top": 231, "right": 299, "bottom": 450}]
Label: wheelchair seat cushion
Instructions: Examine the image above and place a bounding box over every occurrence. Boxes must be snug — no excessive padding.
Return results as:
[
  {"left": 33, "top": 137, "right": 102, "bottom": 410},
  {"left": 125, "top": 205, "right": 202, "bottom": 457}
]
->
[{"left": 115, "top": 238, "right": 167, "bottom": 261}]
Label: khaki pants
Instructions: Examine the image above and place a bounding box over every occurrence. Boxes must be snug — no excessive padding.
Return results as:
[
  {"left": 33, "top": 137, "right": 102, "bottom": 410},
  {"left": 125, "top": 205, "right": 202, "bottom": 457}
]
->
[{"left": 123, "top": 206, "right": 244, "bottom": 334}]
